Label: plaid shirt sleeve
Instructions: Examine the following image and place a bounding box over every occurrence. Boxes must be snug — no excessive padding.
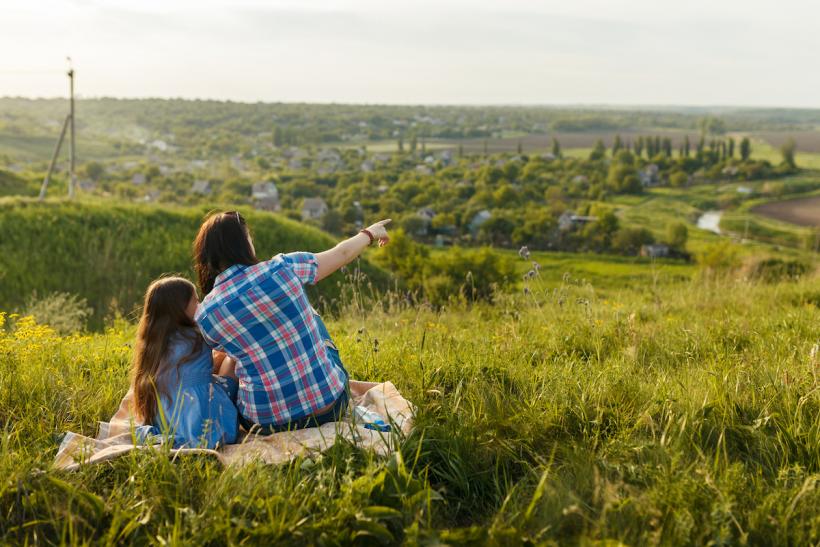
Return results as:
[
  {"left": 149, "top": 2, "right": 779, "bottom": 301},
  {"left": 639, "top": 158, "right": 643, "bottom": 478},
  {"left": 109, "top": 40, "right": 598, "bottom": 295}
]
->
[
  {"left": 279, "top": 252, "right": 318, "bottom": 285},
  {"left": 199, "top": 325, "right": 224, "bottom": 352},
  {"left": 194, "top": 308, "right": 224, "bottom": 351}
]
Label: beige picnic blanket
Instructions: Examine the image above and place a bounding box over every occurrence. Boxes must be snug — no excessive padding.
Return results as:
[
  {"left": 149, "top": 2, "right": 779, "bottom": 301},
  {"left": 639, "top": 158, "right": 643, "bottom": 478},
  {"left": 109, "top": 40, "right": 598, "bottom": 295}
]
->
[{"left": 54, "top": 382, "right": 414, "bottom": 471}]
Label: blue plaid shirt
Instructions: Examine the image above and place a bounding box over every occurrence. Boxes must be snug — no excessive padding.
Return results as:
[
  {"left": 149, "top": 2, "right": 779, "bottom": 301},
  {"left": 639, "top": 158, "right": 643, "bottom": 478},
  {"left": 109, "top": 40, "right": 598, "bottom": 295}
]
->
[{"left": 194, "top": 252, "right": 347, "bottom": 426}]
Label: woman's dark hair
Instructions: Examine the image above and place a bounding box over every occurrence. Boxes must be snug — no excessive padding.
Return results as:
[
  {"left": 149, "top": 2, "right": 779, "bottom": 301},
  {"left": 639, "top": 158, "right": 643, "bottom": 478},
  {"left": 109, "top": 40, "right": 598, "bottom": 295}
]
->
[
  {"left": 131, "top": 276, "right": 202, "bottom": 425},
  {"left": 193, "top": 210, "right": 258, "bottom": 295}
]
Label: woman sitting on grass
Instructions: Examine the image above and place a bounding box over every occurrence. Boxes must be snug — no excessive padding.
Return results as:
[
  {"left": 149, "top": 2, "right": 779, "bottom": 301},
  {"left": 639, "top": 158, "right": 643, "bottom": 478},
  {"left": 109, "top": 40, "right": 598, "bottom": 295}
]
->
[
  {"left": 131, "top": 276, "right": 239, "bottom": 448},
  {"left": 192, "top": 211, "right": 388, "bottom": 434}
]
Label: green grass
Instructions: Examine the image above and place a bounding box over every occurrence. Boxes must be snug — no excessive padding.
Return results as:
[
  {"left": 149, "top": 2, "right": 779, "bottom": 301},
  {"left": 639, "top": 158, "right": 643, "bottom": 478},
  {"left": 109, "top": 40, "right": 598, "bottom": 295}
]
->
[
  {"left": 510, "top": 250, "right": 695, "bottom": 290},
  {"left": 2, "top": 268, "right": 820, "bottom": 544},
  {"left": 562, "top": 147, "right": 592, "bottom": 159},
  {"left": 719, "top": 210, "right": 814, "bottom": 250},
  {"left": 749, "top": 138, "right": 820, "bottom": 170},
  {"left": 0, "top": 134, "right": 56, "bottom": 160},
  {"left": 0, "top": 198, "right": 390, "bottom": 328},
  {"left": 0, "top": 132, "right": 119, "bottom": 162},
  {"left": 0, "top": 169, "right": 38, "bottom": 197}
]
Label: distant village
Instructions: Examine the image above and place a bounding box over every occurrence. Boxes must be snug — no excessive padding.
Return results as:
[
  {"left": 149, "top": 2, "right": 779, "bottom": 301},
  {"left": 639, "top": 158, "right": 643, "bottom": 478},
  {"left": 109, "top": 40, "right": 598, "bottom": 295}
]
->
[{"left": 4, "top": 104, "right": 787, "bottom": 259}]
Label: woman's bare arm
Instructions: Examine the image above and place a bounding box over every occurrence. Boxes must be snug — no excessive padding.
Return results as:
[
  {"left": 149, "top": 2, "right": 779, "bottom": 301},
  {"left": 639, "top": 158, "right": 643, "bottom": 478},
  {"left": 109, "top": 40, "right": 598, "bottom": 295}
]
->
[{"left": 315, "top": 219, "right": 390, "bottom": 282}]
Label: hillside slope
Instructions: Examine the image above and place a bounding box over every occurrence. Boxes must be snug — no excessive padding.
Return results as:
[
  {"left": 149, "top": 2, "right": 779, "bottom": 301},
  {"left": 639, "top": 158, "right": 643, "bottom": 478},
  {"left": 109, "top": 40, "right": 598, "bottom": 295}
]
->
[
  {"left": 0, "top": 198, "right": 390, "bottom": 328},
  {"left": 0, "top": 169, "right": 37, "bottom": 197}
]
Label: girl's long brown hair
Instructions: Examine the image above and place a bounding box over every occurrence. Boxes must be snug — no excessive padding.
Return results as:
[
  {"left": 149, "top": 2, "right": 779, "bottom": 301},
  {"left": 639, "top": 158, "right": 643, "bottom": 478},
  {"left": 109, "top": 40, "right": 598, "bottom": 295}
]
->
[
  {"left": 131, "top": 276, "right": 202, "bottom": 425},
  {"left": 193, "top": 210, "right": 258, "bottom": 295}
]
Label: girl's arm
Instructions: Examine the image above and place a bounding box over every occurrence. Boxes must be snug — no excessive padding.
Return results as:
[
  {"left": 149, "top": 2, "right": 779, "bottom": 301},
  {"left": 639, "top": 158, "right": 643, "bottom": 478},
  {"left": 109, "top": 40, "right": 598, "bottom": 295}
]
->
[
  {"left": 315, "top": 219, "right": 390, "bottom": 282},
  {"left": 217, "top": 355, "right": 238, "bottom": 380},
  {"left": 212, "top": 350, "right": 227, "bottom": 374}
]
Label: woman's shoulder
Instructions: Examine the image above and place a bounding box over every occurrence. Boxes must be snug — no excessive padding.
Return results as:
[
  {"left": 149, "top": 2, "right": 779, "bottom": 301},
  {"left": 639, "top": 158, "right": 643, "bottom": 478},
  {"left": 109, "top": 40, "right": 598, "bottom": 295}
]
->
[
  {"left": 259, "top": 252, "right": 314, "bottom": 270},
  {"left": 263, "top": 252, "right": 317, "bottom": 286},
  {"left": 273, "top": 251, "right": 315, "bottom": 266}
]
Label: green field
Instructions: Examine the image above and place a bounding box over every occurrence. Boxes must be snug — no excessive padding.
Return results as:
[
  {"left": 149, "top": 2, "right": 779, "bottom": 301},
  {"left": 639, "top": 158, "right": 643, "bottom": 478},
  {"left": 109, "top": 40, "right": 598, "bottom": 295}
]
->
[
  {"left": 2, "top": 263, "right": 819, "bottom": 544},
  {"left": 0, "top": 133, "right": 120, "bottom": 162},
  {"left": 747, "top": 136, "right": 820, "bottom": 171}
]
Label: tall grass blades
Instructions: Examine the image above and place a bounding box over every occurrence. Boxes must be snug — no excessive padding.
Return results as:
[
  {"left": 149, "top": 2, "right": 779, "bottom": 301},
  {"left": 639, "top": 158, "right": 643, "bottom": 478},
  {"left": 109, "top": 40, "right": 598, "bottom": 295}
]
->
[{"left": 1, "top": 256, "right": 819, "bottom": 543}]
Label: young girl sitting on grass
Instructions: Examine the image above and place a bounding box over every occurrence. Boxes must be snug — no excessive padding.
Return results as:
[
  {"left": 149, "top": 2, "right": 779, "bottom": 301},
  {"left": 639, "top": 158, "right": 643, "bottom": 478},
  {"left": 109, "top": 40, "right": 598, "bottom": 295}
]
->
[{"left": 130, "top": 276, "right": 239, "bottom": 448}]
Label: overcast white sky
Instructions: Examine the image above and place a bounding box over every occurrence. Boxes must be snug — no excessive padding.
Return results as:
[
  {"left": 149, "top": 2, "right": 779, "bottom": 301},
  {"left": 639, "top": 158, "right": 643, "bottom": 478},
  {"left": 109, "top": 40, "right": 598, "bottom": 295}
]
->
[{"left": 1, "top": 0, "right": 817, "bottom": 107}]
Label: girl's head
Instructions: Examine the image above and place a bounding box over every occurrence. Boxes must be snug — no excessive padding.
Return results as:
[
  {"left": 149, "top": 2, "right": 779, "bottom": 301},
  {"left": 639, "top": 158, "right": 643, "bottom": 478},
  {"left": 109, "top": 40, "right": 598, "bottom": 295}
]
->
[
  {"left": 193, "top": 210, "right": 258, "bottom": 295},
  {"left": 132, "top": 276, "right": 200, "bottom": 424}
]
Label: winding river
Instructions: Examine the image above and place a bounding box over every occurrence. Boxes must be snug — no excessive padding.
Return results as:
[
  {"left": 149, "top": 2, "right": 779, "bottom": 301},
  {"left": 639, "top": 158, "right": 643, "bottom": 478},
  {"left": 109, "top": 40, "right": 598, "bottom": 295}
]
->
[{"left": 696, "top": 211, "right": 723, "bottom": 234}]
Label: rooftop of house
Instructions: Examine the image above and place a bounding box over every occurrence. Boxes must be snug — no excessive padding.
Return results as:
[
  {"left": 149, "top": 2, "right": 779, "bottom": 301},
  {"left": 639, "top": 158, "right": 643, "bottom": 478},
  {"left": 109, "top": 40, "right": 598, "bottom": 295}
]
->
[{"left": 302, "top": 197, "right": 327, "bottom": 210}]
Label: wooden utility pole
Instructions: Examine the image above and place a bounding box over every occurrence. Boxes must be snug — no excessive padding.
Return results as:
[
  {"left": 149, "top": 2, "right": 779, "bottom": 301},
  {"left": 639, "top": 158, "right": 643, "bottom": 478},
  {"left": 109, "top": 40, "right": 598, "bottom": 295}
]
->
[
  {"left": 38, "top": 59, "right": 76, "bottom": 200},
  {"left": 38, "top": 114, "right": 70, "bottom": 200},
  {"left": 68, "top": 65, "right": 76, "bottom": 198}
]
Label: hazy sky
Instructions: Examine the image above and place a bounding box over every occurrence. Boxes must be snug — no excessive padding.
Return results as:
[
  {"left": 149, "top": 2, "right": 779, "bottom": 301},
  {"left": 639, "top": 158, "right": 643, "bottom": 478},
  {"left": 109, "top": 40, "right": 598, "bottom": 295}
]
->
[{"left": 2, "top": 0, "right": 818, "bottom": 107}]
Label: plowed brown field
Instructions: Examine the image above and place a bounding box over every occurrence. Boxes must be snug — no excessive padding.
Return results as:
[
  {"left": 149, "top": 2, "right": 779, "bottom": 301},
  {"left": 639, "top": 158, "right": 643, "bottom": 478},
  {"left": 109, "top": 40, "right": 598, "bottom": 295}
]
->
[{"left": 752, "top": 196, "right": 820, "bottom": 226}]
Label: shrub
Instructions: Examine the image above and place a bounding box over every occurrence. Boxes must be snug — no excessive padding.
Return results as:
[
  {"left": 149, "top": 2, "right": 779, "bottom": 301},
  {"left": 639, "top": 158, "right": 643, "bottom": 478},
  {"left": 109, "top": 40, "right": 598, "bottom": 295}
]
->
[
  {"left": 716, "top": 193, "right": 741, "bottom": 209},
  {"left": 374, "top": 230, "right": 514, "bottom": 305},
  {"left": 23, "top": 292, "right": 92, "bottom": 334},
  {"left": 478, "top": 214, "right": 517, "bottom": 247},
  {"left": 424, "top": 247, "right": 515, "bottom": 304},
  {"left": 669, "top": 171, "right": 689, "bottom": 187},
  {"left": 373, "top": 229, "right": 429, "bottom": 286},
  {"left": 744, "top": 258, "right": 812, "bottom": 283},
  {"left": 666, "top": 222, "right": 689, "bottom": 251},
  {"left": 611, "top": 227, "right": 654, "bottom": 256},
  {"left": 696, "top": 242, "right": 741, "bottom": 279}
]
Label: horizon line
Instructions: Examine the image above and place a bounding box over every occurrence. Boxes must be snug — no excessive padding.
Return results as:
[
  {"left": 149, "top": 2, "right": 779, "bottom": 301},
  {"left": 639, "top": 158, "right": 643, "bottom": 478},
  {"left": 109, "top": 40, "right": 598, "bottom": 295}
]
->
[{"left": 2, "top": 94, "right": 819, "bottom": 112}]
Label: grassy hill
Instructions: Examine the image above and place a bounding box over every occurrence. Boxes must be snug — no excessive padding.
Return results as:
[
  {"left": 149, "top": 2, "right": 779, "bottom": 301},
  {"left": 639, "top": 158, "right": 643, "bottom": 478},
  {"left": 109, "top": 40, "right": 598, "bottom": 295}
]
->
[
  {"left": 0, "top": 169, "right": 38, "bottom": 197},
  {"left": 1, "top": 270, "right": 818, "bottom": 543},
  {"left": 0, "top": 198, "right": 390, "bottom": 328}
]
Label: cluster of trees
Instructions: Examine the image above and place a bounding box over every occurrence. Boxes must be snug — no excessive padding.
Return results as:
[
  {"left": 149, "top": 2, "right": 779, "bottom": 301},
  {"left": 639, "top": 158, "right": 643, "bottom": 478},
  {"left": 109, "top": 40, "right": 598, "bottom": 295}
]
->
[
  {"left": 472, "top": 202, "right": 689, "bottom": 257},
  {"left": 578, "top": 132, "right": 797, "bottom": 192},
  {"left": 582, "top": 213, "right": 690, "bottom": 257},
  {"left": 596, "top": 133, "right": 750, "bottom": 163},
  {"left": 282, "top": 145, "right": 721, "bottom": 255}
]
